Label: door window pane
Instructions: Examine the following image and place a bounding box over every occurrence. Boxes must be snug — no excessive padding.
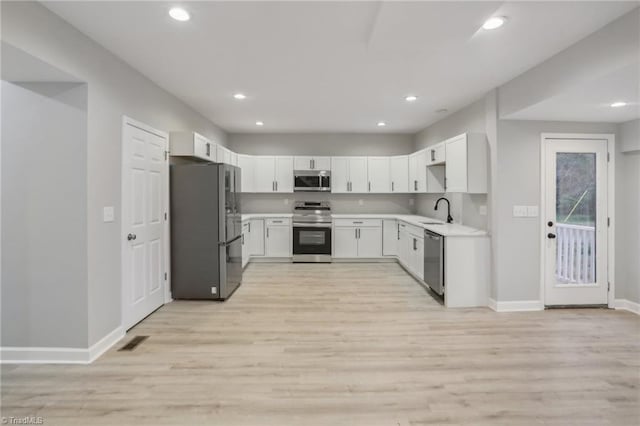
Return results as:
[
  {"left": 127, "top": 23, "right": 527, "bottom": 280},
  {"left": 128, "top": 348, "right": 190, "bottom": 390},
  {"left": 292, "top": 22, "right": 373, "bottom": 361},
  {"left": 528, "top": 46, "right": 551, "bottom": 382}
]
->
[{"left": 555, "top": 153, "right": 596, "bottom": 284}]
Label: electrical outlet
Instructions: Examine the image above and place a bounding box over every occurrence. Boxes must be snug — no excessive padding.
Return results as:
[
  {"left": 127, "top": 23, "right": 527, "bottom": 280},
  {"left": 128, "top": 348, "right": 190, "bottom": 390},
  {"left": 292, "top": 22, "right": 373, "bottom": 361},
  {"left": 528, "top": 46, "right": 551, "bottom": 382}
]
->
[
  {"left": 103, "top": 206, "right": 115, "bottom": 223},
  {"left": 211, "top": 287, "right": 217, "bottom": 295},
  {"left": 513, "top": 205, "right": 527, "bottom": 217},
  {"left": 358, "top": 199, "right": 364, "bottom": 206},
  {"left": 479, "top": 205, "right": 487, "bottom": 216},
  {"left": 527, "top": 206, "right": 539, "bottom": 217}
]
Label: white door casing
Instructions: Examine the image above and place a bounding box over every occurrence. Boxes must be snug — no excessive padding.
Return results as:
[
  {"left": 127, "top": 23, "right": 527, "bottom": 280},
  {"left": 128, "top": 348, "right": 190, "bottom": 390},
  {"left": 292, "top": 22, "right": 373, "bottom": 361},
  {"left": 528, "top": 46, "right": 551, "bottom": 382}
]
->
[
  {"left": 541, "top": 134, "right": 614, "bottom": 307},
  {"left": 121, "top": 117, "right": 169, "bottom": 330}
]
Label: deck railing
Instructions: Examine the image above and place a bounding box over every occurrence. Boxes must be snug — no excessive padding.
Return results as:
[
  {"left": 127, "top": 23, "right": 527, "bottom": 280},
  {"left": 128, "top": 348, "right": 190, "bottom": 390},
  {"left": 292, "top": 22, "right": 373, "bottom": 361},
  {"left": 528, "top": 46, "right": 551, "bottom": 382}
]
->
[{"left": 556, "top": 223, "right": 596, "bottom": 283}]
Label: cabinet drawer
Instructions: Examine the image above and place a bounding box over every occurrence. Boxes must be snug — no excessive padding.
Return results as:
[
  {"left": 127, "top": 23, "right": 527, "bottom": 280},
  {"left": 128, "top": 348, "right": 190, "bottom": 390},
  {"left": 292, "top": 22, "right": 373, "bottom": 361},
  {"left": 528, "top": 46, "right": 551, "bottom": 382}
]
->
[
  {"left": 265, "top": 218, "right": 291, "bottom": 226},
  {"left": 333, "top": 218, "right": 382, "bottom": 228},
  {"left": 399, "top": 221, "right": 422, "bottom": 237}
]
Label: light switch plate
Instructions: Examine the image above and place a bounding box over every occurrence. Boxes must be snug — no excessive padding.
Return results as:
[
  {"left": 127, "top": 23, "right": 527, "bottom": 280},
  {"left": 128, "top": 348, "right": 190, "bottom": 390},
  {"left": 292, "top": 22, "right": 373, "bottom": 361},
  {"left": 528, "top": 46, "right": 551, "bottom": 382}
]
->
[
  {"left": 513, "top": 205, "right": 527, "bottom": 217},
  {"left": 103, "top": 206, "right": 115, "bottom": 223},
  {"left": 527, "top": 206, "right": 539, "bottom": 217},
  {"left": 479, "top": 205, "right": 487, "bottom": 216}
]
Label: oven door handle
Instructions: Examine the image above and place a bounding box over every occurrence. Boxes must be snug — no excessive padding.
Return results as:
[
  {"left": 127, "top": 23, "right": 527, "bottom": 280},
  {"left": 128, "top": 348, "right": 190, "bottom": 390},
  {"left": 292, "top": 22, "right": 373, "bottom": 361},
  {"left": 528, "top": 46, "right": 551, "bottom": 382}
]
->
[{"left": 293, "top": 222, "right": 332, "bottom": 228}]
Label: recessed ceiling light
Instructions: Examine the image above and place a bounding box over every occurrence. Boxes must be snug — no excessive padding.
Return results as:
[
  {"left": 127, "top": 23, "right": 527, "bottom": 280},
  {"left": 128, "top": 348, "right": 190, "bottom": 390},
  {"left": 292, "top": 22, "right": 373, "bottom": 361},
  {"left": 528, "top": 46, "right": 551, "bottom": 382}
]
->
[
  {"left": 377, "top": 121, "right": 386, "bottom": 127},
  {"left": 169, "top": 7, "right": 190, "bottom": 22},
  {"left": 405, "top": 95, "right": 418, "bottom": 102},
  {"left": 233, "top": 93, "right": 247, "bottom": 100},
  {"left": 436, "top": 108, "right": 448, "bottom": 113},
  {"left": 482, "top": 16, "right": 506, "bottom": 30},
  {"left": 611, "top": 101, "right": 627, "bottom": 108},
  {"left": 255, "top": 121, "right": 264, "bottom": 126}
]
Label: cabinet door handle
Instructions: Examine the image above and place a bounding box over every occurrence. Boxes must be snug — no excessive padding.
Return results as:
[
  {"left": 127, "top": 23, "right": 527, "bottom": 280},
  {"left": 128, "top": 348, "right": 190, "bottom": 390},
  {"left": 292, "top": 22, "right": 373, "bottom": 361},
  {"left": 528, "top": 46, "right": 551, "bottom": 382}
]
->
[
  {"left": 368, "top": 182, "right": 371, "bottom": 192},
  {"left": 431, "top": 149, "right": 435, "bottom": 162},
  {"left": 413, "top": 238, "right": 417, "bottom": 250},
  {"left": 397, "top": 224, "right": 400, "bottom": 240},
  {"left": 358, "top": 228, "right": 360, "bottom": 239},
  {"left": 206, "top": 143, "right": 211, "bottom": 157},
  {"left": 414, "top": 180, "right": 418, "bottom": 191},
  {"left": 242, "top": 234, "right": 245, "bottom": 244},
  {"left": 391, "top": 181, "right": 394, "bottom": 192},
  {"left": 353, "top": 221, "right": 363, "bottom": 224},
  {"left": 267, "top": 228, "right": 270, "bottom": 238},
  {"left": 248, "top": 222, "right": 251, "bottom": 232},
  {"left": 275, "top": 181, "right": 278, "bottom": 191},
  {"left": 355, "top": 228, "right": 358, "bottom": 239}
]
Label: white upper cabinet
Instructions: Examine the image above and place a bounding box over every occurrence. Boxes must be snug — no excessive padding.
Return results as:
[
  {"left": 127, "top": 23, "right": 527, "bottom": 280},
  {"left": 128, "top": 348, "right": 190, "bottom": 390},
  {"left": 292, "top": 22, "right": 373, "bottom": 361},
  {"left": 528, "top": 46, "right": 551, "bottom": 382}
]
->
[
  {"left": 253, "top": 156, "right": 293, "bottom": 193},
  {"left": 367, "top": 157, "right": 390, "bottom": 193},
  {"left": 389, "top": 155, "right": 409, "bottom": 193},
  {"left": 331, "top": 156, "right": 368, "bottom": 193},
  {"left": 427, "top": 143, "right": 446, "bottom": 166},
  {"left": 294, "top": 156, "right": 331, "bottom": 171},
  {"left": 408, "top": 149, "right": 428, "bottom": 193},
  {"left": 238, "top": 154, "right": 255, "bottom": 192},
  {"left": 275, "top": 156, "right": 294, "bottom": 192},
  {"left": 170, "top": 132, "right": 216, "bottom": 162},
  {"left": 216, "top": 145, "right": 234, "bottom": 165},
  {"left": 444, "top": 133, "right": 487, "bottom": 193}
]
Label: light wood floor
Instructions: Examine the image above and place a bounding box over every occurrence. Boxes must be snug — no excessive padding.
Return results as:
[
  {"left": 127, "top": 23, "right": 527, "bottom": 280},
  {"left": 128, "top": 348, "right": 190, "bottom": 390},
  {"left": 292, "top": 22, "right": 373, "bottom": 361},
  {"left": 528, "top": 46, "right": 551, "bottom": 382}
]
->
[{"left": 2, "top": 263, "right": 639, "bottom": 425}]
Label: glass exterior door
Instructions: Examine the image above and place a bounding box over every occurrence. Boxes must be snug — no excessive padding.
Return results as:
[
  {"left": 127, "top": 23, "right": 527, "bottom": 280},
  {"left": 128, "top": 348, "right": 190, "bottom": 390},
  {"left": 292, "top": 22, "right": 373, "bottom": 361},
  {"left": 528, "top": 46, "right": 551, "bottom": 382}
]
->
[{"left": 544, "top": 138, "right": 608, "bottom": 306}]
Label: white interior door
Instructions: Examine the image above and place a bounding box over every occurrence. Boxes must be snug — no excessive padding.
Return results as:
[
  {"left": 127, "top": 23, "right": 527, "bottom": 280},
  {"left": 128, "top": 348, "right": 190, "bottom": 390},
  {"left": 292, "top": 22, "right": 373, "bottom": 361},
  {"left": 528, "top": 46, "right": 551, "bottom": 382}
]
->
[
  {"left": 122, "top": 119, "right": 168, "bottom": 330},
  {"left": 544, "top": 138, "right": 609, "bottom": 306}
]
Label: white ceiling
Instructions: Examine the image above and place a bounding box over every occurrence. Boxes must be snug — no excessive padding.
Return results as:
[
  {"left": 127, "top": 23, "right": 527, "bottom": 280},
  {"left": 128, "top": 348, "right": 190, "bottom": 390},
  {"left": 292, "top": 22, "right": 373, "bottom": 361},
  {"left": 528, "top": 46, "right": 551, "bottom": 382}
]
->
[
  {"left": 505, "top": 63, "right": 640, "bottom": 123},
  {"left": 43, "top": 1, "right": 638, "bottom": 133}
]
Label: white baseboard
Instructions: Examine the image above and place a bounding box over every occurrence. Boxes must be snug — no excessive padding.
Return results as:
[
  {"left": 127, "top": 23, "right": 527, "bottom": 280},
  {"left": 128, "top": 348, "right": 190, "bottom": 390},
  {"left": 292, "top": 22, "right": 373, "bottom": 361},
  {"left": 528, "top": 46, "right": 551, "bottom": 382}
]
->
[
  {"left": 614, "top": 299, "right": 640, "bottom": 315},
  {"left": 1, "top": 326, "right": 124, "bottom": 364},
  {"left": 488, "top": 299, "right": 544, "bottom": 312},
  {"left": 88, "top": 326, "right": 126, "bottom": 362}
]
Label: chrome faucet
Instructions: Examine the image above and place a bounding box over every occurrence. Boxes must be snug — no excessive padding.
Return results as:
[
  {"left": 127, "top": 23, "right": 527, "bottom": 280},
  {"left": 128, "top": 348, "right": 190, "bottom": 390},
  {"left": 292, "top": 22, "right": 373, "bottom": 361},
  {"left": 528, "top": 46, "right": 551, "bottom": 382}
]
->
[{"left": 434, "top": 197, "right": 453, "bottom": 224}]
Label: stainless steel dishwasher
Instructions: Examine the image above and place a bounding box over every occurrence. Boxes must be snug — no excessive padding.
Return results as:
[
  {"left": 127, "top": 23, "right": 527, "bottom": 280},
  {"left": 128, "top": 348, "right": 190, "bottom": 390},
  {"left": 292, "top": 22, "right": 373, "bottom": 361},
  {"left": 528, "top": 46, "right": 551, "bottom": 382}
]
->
[{"left": 423, "top": 229, "right": 444, "bottom": 296}]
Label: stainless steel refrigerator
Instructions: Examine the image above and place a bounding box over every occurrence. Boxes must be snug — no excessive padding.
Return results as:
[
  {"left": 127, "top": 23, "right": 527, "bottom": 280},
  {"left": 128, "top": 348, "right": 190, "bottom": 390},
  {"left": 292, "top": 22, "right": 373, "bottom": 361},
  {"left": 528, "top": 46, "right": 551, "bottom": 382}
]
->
[{"left": 170, "top": 163, "right": 242, "bottom": 300}]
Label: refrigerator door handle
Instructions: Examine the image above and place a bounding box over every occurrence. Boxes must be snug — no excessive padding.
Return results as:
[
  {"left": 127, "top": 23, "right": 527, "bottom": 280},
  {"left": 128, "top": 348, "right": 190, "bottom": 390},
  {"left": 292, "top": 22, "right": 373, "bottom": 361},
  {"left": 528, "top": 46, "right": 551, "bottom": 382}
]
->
[{"left": 219, "top": 234, "right": 242, "bottom": 247}]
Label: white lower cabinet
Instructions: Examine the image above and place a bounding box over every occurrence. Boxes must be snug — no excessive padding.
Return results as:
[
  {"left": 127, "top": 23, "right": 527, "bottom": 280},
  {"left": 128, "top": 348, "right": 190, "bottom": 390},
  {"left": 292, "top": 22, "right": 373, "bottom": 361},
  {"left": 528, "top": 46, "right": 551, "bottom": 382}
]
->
[
  {"left": 398, "top": 222, "right": 424, "bottom": 280},
  {"left": 241, "top": 221, "right": 250, "bottom": 268},
  {"left": 333, "top": 219, "right": 382, "bottom": 258},
  {"left": 248, "top": 219, "right": 265, "bottom": 257},
  {"left": 382, "top": 219, "right": 398, "bottom": 256},
  {"left": 333, "top": 227, "right": 359, "bottom": 258},
  {"left": 265, "top": 218, "right": 291, "bottom": 257}
]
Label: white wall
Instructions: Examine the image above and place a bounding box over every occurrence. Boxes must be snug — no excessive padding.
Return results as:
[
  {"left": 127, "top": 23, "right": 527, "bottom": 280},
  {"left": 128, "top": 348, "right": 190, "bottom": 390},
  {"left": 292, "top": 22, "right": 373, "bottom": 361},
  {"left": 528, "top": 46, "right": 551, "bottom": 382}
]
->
[
  {"left": 2, "top": 82, "right": 88, "bottom": 347},
  {"left": 231, "top": 133, "right": 416, "bottom": 215},
  {"left": 230, "top": 133, "right": 414, "bottom": 156},
  {"left": 413, "top": 98, "right": 489, "bottom": 230},
  {"left": 2, "top": 1, "right": 228, "bottom": 347},
  {"left": 616, "top": 119, "right": 640, "bottom": 303}
]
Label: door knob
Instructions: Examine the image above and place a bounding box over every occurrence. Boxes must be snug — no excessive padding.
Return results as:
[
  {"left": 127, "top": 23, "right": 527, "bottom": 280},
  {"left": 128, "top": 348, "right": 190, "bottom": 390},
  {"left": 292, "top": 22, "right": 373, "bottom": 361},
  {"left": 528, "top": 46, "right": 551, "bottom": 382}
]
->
[
  {"left": 547, "top": 233, "right": 556, "bottom": 239},
  {"left": 127, "top": 233, "right": 137, "bottom": 241}
]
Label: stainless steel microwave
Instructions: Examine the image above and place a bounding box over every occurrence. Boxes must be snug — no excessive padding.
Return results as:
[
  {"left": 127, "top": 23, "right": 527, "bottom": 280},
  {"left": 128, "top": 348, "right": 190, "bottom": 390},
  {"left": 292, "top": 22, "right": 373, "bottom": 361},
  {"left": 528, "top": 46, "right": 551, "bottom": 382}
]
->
[{"left": 294, "top": 170, "right": 331, "bottom": 192}]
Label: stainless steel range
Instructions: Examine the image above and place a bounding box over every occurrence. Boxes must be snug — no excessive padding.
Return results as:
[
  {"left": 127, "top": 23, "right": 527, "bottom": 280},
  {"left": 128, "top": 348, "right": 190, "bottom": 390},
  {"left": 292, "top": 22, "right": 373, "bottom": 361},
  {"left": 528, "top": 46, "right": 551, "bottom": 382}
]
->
[{"left": 292, "top": 201, "right": 332, "bottom": 263}]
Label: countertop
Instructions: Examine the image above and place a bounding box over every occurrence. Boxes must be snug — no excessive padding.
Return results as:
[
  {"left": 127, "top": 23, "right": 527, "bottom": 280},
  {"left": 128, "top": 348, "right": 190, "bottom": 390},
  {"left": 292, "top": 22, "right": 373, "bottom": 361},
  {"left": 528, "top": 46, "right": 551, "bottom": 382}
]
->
[
  {"left": 243, "top": 213, "right": 487, "bottom": 237},
  {"left": 332, "top": 214, "right": 487, "bottom": 237}
]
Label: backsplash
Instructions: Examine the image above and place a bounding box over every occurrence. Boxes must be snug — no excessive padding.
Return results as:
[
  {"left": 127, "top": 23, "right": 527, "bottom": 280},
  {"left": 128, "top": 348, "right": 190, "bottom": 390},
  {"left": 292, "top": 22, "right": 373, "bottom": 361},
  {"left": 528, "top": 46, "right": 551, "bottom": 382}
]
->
[
  {"left": 240, "top": 193, "right": 416, "bottom": 214},
  {"left": 415, "top": 193, "right": 488, "bottom": 230}
]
